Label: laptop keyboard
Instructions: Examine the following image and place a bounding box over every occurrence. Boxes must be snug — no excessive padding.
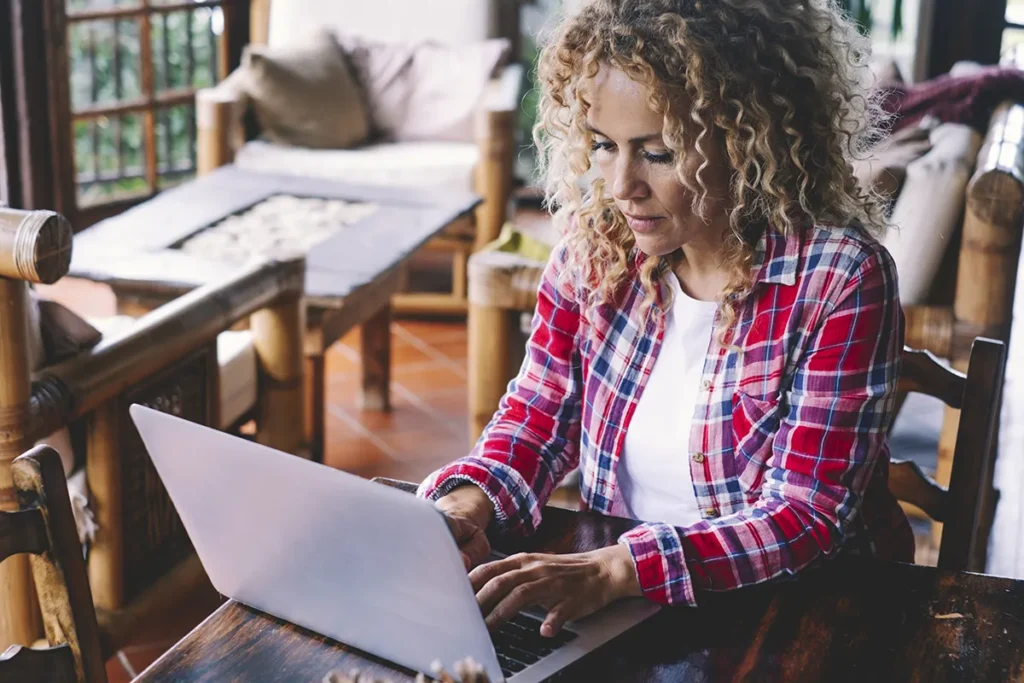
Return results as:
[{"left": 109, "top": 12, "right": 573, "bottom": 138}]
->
[{"left": 491, "top": 612, "right": 578, "bottom": 678}]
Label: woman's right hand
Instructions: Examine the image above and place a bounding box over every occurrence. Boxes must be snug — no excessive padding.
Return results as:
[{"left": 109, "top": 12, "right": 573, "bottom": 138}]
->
[{"left": 435, "top": 485, "right": 495, "bottom": 570}]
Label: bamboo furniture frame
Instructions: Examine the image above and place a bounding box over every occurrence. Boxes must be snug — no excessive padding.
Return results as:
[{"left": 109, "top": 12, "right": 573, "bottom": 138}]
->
[
  {"left": 0, "top": 207, "right": 305, "bottom": 651},
  {"left": 194, "top": 0, "right": 520, "bottom": 317}
]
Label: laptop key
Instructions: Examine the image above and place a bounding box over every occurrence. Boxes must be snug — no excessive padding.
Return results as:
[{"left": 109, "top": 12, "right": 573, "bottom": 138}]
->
[{"left": 497, "top": 652, "right": 529, "bottom": 676}]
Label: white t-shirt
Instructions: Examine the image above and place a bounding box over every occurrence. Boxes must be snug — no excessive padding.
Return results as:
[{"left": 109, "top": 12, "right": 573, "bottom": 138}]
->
[{"left": 617, "top": 273, "right": 717, "bottom": 527}]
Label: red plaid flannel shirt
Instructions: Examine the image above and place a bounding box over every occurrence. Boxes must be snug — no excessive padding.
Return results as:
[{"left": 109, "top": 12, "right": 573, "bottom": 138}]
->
[{"left": 419, "top": 225, "right": 914, "bottom": 606}]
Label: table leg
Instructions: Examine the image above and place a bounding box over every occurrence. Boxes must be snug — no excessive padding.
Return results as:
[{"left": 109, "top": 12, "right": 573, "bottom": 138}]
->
[
  {"left": 305, "top": 354, "right": 325, "bottom": 464},
  {"left": 468, "top": 301, "right": 511, "bottom": 447},
  {"left": 360, "top": 305, "right": 392, "bottom": 412}
]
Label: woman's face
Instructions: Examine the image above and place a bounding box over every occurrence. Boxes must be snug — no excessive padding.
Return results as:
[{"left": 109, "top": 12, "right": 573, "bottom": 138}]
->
[{"left": 586, "top": 65, "right": 728, "bottom": 257}]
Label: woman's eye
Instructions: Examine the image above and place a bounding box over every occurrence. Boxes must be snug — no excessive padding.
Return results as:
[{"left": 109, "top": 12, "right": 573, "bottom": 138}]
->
[
  {"left": 590, "top": 140, "right": 614, "bottom": 154},
  {"left": 643, "top": 150, "right": 674, "bottom": 165}
]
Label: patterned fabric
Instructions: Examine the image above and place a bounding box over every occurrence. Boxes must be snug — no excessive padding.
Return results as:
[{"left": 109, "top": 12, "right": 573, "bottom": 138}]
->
[{"left": 418, "top": 225, "right": 914, "bottom": 606}]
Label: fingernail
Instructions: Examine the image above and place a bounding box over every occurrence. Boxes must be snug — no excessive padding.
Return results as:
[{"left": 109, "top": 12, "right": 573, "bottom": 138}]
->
[{"left": 541, "top": 623, "right": 553, "bottom": 637}]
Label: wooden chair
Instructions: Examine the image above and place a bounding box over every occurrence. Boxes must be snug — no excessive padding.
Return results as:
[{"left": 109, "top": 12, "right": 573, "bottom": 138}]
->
[
  {"left": 0, "top": 207, "right": 304, "bottom": 651},
  {"left": 0, "top": 446, "right": 109, "bottom": 683},
  {"left": 196, "top": 0, "right": 521, "bottom": 317},
  {"left": 891, "top": 339, "right": 1006, "bottom": 573}
]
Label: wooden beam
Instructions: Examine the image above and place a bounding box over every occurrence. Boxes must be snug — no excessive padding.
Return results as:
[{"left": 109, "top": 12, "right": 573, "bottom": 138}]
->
[
  {"left": 925, "top": 0, "right": 1008, "bottom": 78},
  {"left": 67, "top": 0, "right": 223, "bottom": 23}
]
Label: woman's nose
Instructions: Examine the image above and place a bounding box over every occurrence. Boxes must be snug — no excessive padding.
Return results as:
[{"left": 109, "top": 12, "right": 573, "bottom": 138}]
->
[{"left": 611, "top": 156, "right": 647, "bottom": 202}]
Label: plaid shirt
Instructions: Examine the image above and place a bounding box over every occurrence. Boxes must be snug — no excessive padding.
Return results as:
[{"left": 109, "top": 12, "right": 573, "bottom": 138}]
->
[{"left": 419, "top": 225, "right": 914, "bottom": 607}]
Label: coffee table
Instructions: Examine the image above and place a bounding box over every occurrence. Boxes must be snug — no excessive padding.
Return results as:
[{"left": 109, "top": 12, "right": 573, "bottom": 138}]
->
[{"left": 69, "top": 165, "right": 480, "bottom": 461}]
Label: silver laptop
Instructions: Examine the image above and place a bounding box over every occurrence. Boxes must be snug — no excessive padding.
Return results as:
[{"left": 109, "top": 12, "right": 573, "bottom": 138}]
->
[{"left": 130, "top": 405, "right": 659, "bottom": 682}]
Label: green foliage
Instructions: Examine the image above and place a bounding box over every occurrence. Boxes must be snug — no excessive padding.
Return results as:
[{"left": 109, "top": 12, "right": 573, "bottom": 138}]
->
[{"left": 69, "top": 5, "right": 221, "bottom": 206}]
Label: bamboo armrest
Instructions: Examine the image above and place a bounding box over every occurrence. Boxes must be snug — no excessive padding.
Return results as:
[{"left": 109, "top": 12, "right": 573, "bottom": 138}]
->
[
  {"left": 27, "top": 257, "right": 304, "bottom": 442},
  {"left": 196, "top": 69, "right": 250, "bottom": 174}
]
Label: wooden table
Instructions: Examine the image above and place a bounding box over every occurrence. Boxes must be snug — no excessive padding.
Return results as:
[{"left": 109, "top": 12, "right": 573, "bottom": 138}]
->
[
  {"left": 69, "top": 166, "right": 480, "bottom": 460},
  {"left": 136, "top": 498, "right": 1024, "bottom": 682}
]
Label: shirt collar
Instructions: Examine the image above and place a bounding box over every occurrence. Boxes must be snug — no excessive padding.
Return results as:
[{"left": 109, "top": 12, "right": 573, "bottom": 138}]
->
[{"left": 751, "top": 227, "right": 800, "bottom": 286}]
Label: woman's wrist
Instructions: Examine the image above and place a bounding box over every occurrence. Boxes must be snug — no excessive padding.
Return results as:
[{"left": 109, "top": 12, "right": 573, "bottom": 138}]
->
[
  {"left": 435, "top": 484, "right": 495, "bottom": 530},
  {"left": 595, "top": 544, "right": 642, "bottom": 600}
]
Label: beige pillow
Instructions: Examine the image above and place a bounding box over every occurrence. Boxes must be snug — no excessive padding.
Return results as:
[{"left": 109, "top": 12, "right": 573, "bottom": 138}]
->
[
  {"left": 338, "top": 33, "right": 510, "bottom": 143},
  {"left": 243, "top": 30, "right": 370, "bottom": 149}
]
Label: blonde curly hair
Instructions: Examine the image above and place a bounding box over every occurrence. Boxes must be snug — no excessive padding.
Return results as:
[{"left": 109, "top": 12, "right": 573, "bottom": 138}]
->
[{"left": 534, "top": 0, "right": 888, "bottom": 335}]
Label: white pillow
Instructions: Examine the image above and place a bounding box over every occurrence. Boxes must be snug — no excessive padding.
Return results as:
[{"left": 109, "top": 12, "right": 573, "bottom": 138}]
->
[{"left": 883, "top": 123, "right": 983, "bottom": 305}]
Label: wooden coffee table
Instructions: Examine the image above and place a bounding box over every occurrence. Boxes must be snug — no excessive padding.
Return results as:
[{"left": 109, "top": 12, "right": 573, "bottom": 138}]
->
[{"left": 69, "top": 165, "right": 480, "bottom": 461}]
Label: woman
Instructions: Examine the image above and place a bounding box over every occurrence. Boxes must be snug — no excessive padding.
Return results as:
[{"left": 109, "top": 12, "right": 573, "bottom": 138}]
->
[{"left": 419, "top": 0, "right": 914, "bottom": 637}]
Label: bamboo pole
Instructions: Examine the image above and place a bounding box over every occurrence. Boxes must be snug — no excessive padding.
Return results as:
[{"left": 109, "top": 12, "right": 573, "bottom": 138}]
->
[
  {"left": 84, "top": 400, "right": 123, "bottom": 610},
  {"left": 936, "top": 101, "right": 1024, "bottom": 547},
  {"left": 251, "top": 292, "right": 305, "bottom": 456},
  {"left": 0, "top": 209, "right": 72, "bottom": 285},
  {"left": 0, "top": 280, "right": 42, "bottom": 648},
  {"left": 0, "top": 208, "right": 71, "bottom": 648},
  {"left": 473, "top": 108, "right": 516, "bottom": 252}
]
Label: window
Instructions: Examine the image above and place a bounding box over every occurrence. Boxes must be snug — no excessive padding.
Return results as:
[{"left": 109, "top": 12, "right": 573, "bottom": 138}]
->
[
  {"left": 1005, "top": 0, "right": 1024, "bottom": 55},
  {"left": 62, "top": 0, "right": 228, "bottom": 221}
]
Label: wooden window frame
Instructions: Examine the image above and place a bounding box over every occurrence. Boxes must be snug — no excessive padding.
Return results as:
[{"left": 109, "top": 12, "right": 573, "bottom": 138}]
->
[{"left": 22, "top": 0, "right": 250, "bottom": 230}]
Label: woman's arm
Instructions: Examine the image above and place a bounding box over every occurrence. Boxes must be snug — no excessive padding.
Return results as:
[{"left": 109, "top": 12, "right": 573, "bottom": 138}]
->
[
  {"left": 620, "top": 247, "right": 904, "bottom": 606},
  {"left": 418, "top": 244, "right": 584, "bottom": 537}
]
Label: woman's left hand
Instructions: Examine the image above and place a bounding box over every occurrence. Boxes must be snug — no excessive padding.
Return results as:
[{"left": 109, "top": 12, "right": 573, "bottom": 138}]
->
[{"left": 470, "top": 545, "right": 642, "bottom": 637}]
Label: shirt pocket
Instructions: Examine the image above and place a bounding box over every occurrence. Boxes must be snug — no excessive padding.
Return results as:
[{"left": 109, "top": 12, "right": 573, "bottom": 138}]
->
[{"left": 731, "top": 390, "right": 783, "bottom": 493}]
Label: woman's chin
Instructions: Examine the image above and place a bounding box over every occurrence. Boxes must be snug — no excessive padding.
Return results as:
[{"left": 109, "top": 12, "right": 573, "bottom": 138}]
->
[{"left": 632, "top": 233, "right": 679, "bottom": 258}]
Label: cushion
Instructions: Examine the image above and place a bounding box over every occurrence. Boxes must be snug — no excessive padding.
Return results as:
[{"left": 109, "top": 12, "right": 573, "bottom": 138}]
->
[
  {"left": 235, "top": 139, "right": 479, "bottom": 192},
  {"left": 338, "top": 33, "right": 510, "bottom": 143},
  {"left": 218, "top": 330, "right": 258, "bottom": 430},
  {"left": 267, "top": 0, "right": 498, "bottom": 49},
  {"left": 882, "top": 123, "right": 983, "bottom": 305},
  {"left": 242, "top": 30, "right": 370, "bottom": 150}
]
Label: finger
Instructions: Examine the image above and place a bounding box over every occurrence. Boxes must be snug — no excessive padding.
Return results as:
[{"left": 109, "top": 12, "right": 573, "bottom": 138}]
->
[
  {"left": 476, "top": 567, "right": 538, "bottom": 615},
  {"left": 541, "top": 604, "right": 572, "bottom": 638},
  {"left": 461, "top": 550, "right": 471, "bottom": 572},
  {"left": 469, "top": 553, "right": 529, "bottom": 592},
  {"left": 484, "top": 580, "right": 547, "bottom": 630}
]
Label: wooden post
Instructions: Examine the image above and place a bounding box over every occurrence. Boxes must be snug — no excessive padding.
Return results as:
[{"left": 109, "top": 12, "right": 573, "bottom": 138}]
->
[
  {"left": 473, "top": 108, "right": 516, "bottom": 252},
  {"left": 250, "top": 0, "right": 272, "bottom": 46},
  {"left": 0, "top": 207, "right": 71, "bottom": 649},
  {"left": 85, "top": 400, "right": 123, "bottom": 610},
  {"left": 251, "top": 292, "right": 305, "bottom": 456},
  {"left": 196, "top": 87, "right": 245, "bottom": 176},
  {"left": 936, "top": 101, "right": 1024, "bottom": 546},
  {"left": 360, "top": 305, "right": 391, "bottom": 412},
  {"left": 468, "top": 303, "right": 511, "bottom": 446},
  {"left": 304, "top": 355, "right": 325, "bottom": 463}
]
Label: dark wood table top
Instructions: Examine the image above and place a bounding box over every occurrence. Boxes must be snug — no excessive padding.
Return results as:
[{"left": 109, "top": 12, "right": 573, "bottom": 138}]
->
[
  {"left": 69, "top": 165, "right": 480, "bottom": 308},
  {"left": 137, "top": 493, "right": 1024, "bottom": 683}
]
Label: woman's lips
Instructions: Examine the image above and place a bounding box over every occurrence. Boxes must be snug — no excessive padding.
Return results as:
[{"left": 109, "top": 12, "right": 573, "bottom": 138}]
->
[{"left": 624, "top": 214, "right": 665, "bottom": 233}]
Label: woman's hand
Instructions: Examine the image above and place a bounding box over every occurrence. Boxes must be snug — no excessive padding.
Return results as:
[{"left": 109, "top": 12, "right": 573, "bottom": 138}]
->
[
  {"left": 435, "top": 485, "right": 495, "bottom": 570},
  {"left": 470, "top": 545, "right": 642, "bottom": 637}
]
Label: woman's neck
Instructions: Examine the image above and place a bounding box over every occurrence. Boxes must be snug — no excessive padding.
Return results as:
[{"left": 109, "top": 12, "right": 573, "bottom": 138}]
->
[{"left": 670, "top": 219, "right": 731, "bottom": 302}]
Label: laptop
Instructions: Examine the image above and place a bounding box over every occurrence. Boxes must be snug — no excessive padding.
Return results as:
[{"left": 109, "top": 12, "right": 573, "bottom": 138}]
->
[{"left": 129, "top": 405, "right": 660, "bottom": 682}]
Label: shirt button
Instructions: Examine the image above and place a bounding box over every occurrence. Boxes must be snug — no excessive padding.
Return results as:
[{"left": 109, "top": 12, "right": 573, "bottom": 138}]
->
[
  {"left": 692, "top": 452, "right": 705, "bottom": 464},
  {"left": 702, "top": 380, "right": 712, "bottom": 390},
  {"left": 704, "top": 508, "right": 719, "bottom": 518}
]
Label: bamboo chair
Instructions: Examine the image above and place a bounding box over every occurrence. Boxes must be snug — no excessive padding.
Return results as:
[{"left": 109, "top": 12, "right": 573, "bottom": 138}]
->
[
  {"left": 0, "top": 208, "right": 305, "bottom": 651},
  {"left": 891, "top": 339, "right": 1006, "bottom": 573},
  {"left": 196, "top": 0, "right": 520, "bottom": 317},
  {"left": 0, "top": 447, "right": 110, "bottom": 683}
]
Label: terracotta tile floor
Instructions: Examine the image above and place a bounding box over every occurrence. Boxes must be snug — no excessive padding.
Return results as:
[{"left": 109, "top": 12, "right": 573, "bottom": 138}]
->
[{"left": 36, "top": 276, "right": 473, "bottom": 680}]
